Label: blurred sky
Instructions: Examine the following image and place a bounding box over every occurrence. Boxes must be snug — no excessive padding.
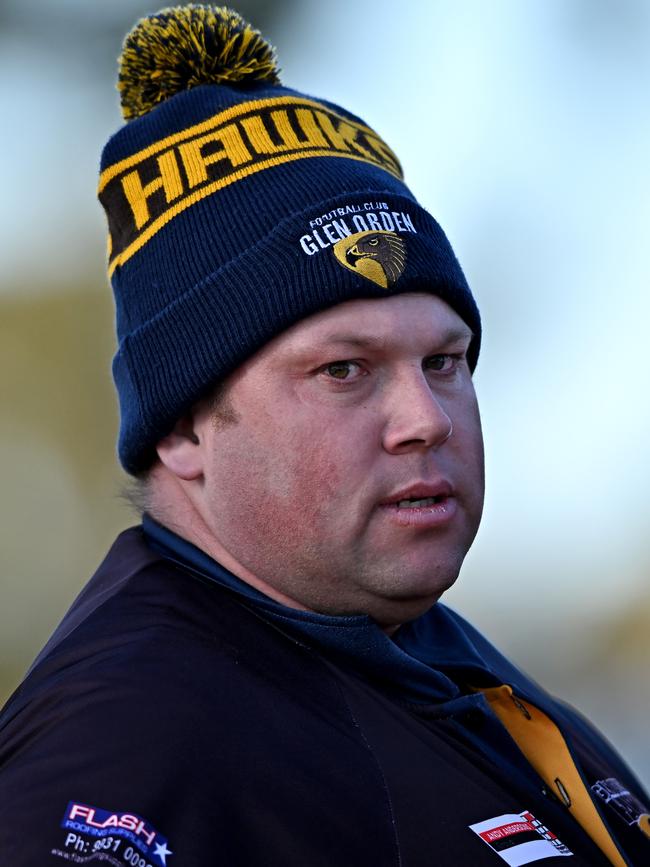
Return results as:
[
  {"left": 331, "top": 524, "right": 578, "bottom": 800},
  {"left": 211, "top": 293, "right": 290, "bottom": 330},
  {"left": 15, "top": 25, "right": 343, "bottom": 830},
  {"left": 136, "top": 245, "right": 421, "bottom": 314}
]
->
[{"left": 1, "top": 0, "right": 649, "bottom": 779}]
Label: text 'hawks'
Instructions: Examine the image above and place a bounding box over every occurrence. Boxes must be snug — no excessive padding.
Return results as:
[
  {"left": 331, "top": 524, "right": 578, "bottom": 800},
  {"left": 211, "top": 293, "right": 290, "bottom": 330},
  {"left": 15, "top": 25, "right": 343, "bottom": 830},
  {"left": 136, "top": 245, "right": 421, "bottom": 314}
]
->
[{"left": 99, "top": 96, "right": 403, "bottom": 273}]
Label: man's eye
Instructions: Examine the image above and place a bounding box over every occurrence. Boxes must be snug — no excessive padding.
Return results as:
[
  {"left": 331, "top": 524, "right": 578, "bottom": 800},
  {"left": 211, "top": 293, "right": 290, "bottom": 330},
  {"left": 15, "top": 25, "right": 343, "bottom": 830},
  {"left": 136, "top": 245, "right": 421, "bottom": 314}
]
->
[
  {"left": 425, "top": 354, "right": 455, "bottom": 372},
  {"left": 324, "top": 361, "right": 360, "bottom": 380}
]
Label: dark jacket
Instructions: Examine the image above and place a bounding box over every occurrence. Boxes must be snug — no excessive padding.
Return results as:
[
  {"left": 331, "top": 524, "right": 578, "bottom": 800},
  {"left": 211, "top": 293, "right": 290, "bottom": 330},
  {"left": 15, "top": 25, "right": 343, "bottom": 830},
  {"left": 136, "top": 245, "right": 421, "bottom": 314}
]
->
[{"left": 0, "top": 527, "right": 647, "bottom": 866}]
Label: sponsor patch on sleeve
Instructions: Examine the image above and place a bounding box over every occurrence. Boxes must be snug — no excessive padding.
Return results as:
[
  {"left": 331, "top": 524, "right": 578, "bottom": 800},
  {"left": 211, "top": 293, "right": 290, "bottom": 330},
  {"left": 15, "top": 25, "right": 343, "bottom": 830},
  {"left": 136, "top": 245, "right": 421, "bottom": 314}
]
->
[
  {"left": 51, "top": 801, "right": 172, "bottom": 866},
  {"left": 592, "top": 777, "right": 650, "bottom": 839},
  {"left": 469, "top": 810, "right": 572, "bottom": 865}
]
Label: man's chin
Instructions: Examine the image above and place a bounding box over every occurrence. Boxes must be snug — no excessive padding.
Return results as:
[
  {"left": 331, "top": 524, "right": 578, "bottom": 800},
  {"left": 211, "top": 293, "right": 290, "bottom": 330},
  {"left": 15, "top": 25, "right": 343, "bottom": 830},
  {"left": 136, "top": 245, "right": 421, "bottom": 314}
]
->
[{"left": 364, "top": 581, "right": 457, "bottom": 633}]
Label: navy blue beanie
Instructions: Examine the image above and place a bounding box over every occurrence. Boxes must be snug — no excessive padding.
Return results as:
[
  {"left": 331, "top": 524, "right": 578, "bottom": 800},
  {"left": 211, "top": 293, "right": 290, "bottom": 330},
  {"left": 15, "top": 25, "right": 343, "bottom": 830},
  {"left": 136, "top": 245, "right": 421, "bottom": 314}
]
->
[{"left": 98, "top": 6, "right": 481, "bottom": 475}]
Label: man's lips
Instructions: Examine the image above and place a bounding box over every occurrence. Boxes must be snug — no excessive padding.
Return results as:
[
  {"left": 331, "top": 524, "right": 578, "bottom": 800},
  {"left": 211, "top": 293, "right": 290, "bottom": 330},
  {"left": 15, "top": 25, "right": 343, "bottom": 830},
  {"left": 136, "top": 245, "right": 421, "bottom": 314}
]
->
[
  {"left": 379, "top": 480, "right": 454, "bottom": 507},
  {"left": 377, "top": 481, "right": 457, "bottom": 528}
]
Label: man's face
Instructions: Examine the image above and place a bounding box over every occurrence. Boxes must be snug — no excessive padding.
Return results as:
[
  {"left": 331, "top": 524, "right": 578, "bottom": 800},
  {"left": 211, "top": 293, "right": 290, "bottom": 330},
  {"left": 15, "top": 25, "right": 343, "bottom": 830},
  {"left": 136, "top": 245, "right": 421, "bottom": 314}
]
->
[{"left": 192, "top": 292, "right": 484, "bottom": 629}]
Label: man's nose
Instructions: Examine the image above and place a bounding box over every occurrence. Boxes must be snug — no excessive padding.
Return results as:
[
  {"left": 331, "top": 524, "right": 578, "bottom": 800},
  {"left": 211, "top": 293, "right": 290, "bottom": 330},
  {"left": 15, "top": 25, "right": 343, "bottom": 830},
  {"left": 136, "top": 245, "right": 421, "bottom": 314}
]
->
[{"left": 381, "top": 367, "right": 453, "bottom": 454}]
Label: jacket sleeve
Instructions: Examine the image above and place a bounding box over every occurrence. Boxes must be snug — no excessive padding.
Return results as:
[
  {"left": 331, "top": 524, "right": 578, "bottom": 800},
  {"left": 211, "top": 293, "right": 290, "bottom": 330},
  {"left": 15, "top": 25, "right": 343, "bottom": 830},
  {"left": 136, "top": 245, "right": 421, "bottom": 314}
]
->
[{"left": 0, "top": 644, "right": 221, "bottom": 867}]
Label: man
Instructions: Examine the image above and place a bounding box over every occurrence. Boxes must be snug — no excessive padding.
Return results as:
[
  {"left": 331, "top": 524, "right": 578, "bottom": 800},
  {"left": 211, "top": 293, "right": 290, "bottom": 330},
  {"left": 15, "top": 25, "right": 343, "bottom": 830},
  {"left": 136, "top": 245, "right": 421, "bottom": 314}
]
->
[{"left": 0, "top": 6, "right": 647, "bottom": 866}]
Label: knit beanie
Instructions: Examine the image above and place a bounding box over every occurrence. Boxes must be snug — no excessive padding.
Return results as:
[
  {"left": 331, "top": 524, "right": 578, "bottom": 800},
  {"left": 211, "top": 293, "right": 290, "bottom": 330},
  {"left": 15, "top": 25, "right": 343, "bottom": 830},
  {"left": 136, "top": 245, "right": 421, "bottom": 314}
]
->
[{"left": 99, "top": 5, "right": 481, "bottom": 474}]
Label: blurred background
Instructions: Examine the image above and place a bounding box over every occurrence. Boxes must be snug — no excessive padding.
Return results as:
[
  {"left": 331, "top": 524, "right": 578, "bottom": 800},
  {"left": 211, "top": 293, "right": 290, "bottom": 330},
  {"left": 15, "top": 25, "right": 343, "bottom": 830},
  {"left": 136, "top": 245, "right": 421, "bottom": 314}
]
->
[{"left": 1, "top": 0, "right": 648, "bottom": 785}]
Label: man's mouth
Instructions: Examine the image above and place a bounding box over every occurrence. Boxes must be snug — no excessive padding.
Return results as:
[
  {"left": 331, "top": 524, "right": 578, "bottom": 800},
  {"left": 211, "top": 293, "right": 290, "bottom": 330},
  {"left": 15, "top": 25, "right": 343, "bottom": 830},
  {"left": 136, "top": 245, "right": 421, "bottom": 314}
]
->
[
  {"left": 378, "top": 490, "right": 457, "bottom": 528},
  {"left": 377, "top": 482, "right": 457, "bottom": 526},
  {"left": 380, "top": 481, "right": 454, "bottom": 508},
  {"left": 395, "top": 496, "right": 444, "bottom": 509}
]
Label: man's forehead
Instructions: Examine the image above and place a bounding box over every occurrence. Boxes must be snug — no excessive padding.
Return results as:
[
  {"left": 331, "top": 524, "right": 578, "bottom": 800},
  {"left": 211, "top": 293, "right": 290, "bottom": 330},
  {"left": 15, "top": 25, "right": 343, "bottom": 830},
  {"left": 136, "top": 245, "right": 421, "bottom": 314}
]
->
[{"left": 276, "top": 293, "right": 474, "bottom": 352}]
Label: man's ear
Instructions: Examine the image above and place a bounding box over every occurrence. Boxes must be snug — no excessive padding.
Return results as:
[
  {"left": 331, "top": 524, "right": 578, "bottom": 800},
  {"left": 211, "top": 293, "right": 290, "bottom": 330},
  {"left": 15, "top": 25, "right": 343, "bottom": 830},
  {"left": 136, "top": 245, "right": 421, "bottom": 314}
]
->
[{"left": 155, "top": 412, "right": 204, "bottom": 481}]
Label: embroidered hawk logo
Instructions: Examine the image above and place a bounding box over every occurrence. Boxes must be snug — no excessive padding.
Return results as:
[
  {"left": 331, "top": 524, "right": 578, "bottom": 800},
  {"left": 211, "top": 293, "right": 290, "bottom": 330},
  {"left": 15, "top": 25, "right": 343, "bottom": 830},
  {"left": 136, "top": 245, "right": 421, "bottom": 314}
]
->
[{"left": 333, "top": 230, "right": 406, "bottom": 288}]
